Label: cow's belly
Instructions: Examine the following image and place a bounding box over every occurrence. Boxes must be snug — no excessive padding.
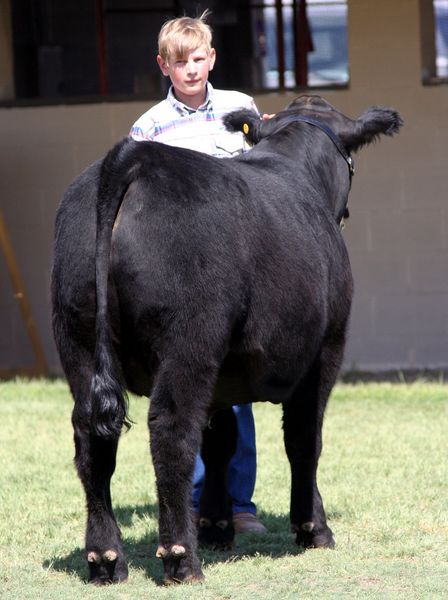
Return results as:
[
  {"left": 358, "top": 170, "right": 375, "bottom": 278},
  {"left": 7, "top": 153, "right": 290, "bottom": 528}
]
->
[
  {"left": 211, "top": 374, "right": 255, "bottom": 413},
  {"left": 210, "top": 352, "right": 292, "bottom": 414}
]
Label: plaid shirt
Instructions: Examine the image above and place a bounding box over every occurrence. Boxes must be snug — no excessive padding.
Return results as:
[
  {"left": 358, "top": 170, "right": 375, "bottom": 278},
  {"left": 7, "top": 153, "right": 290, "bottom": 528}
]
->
[{"left": 129, "top": 83, "right": 258, "bottom": 158}]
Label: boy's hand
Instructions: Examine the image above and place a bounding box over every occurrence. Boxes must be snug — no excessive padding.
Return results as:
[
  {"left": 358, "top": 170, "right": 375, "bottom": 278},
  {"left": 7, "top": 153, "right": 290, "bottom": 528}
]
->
[{"left": 262, "top": 113, "right": 275, "bottom": 120}]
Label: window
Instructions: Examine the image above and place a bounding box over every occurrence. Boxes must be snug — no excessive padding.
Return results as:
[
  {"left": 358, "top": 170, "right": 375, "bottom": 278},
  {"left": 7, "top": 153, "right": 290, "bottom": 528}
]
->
[
  {"left": 5, "top": 0, "right": 348, "bottom": 105},
  {"left": 421, "top": 0, "right": 448, "bottom": 83},
  {"left": 9, "top": 0, "right": 176, "bottom": 102},
  {"left": 250, "top": 0, "right": 348, "bottom": 89},
  {"left": 435, "top": 0, "right": 448, "bottom": 77}
]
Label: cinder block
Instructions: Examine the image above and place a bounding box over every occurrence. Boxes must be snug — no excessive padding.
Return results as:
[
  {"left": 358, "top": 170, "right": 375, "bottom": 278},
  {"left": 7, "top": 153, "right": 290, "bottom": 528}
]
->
[
  {"left": 402, "top": 165, "right": 448, "bottom": 210},
  {"left": 349, "top": 171, "right": 403, "bottom": 213},
  {"left": 344, "top": 212, "right": 370, "bottom": 253},
  {"left": 350, "top": 252, "right": 408, "bottom": 295},
  {"left": 73, "top": 142, "right": 109, "bottom": 174},
  {"left": 110, "top": 101, "right": 151, "bottom": 140},
  {"left": 368, "top": 209, "right": 445, "bottom": 252},
  {"left": 344, "top": 337, "right": 414, "bottom": 371},
  {"left": 407, "top": 250, "right": 448, "bottom": 293},
  {"left": 373, "top": 292, "right": 448, "bottom": 338},
  {"left": 413, "top": 336, "right": 448, "bottom": 368},
  {"left": 0, "top": 104, "right": 113, "bottom": 146},
  {"left": 0, "top": 302, "right": 35, "bottom": 369}
]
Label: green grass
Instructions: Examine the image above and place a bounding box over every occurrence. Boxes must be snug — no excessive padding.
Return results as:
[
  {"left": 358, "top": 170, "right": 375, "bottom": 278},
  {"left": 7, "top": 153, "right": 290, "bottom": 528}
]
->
[{"left": 0, "top": 379, "right": 447, "bottom": 599}]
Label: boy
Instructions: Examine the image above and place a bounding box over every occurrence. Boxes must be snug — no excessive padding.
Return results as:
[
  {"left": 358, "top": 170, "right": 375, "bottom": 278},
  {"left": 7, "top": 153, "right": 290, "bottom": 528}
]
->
[
  {"left": 130, "top": 11, "right": 266, "bottom": 534},
  {"left": 130, "top": 12, "right": 258, "bottom": 157}
]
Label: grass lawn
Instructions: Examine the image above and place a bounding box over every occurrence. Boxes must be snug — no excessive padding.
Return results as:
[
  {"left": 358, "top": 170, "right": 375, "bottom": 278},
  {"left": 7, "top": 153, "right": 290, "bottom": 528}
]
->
[{"left": 0, "top": 379, "right": 446, "bottom": 599}]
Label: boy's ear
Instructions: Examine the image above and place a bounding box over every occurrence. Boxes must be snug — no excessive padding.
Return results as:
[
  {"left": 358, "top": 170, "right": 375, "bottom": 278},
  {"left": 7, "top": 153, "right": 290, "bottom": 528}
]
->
[
  {"left": 208, "top": 48, "right": 216, "bottom": 71},
  {"left": 157, "top": 54, "right": 170, "bottom": 76}
]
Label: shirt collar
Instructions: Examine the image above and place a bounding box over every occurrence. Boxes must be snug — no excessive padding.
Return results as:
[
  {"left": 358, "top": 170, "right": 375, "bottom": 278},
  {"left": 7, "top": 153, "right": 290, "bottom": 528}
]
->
[{"left": 167, "top": 82, "right": 214, "bottom": 116}]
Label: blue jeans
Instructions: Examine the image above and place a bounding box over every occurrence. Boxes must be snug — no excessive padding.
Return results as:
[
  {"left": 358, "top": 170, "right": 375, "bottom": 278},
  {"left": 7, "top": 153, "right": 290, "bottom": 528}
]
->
[{"left": 192, "top": 403, "right": 257, "bottom": 515}]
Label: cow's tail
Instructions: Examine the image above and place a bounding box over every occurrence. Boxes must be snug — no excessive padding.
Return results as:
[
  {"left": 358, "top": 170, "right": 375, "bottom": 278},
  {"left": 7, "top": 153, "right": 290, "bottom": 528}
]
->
[{"left": 91, "top": 138, "right": 139, "bottom": 439}]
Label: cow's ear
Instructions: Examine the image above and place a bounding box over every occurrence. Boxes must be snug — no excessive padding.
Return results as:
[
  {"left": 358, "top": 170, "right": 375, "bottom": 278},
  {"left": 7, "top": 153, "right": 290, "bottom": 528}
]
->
[
  {"left": 339, "top": 107, "right": 403, "bottom": 152},
  {"left": 223, "top": 109, "right": 263, "bottom": 144}
]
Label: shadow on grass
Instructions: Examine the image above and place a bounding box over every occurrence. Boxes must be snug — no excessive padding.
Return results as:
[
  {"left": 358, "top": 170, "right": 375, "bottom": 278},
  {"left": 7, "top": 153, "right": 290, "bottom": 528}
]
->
[{"left": 43, "top": 503, "right": 310, "bottom": 584}]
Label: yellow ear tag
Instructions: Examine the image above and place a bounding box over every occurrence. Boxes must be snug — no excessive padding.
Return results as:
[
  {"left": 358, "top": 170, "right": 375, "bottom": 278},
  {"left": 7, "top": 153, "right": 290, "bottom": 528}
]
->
[{"left": 243, "top": 123, "right": 249, "bottom": 135}]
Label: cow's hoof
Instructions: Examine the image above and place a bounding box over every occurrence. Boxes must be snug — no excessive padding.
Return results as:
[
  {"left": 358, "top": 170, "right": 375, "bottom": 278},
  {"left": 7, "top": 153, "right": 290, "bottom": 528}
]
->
[
  {"left": 157, "top": 545, "right": 204, "bottom": 585},
  {"left": 292, "top": 522, "right": 335, "bottom": 549},
  {"left": 87, "top": 549, "right": 128, "bottom": 585},
  {"left": 164, "top": 572, "right": 205, "bottom": 585},
  {"left": 197, "top": 517, "right": 235, "bottom": 550}
]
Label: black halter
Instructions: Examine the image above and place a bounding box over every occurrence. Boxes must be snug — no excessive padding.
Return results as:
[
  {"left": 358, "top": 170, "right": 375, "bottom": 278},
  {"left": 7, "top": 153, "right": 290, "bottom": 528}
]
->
[
  {"left": 278, "top": 115, "right": 355, "bottom": 184},
  {"left": 277, "top": 114, "right": 354, "bottom": 228}
]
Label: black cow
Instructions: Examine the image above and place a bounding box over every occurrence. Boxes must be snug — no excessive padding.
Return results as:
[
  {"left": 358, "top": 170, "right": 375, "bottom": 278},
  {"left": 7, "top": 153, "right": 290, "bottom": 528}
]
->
[{"left": 52, "top": 95, "right": 402, "bottom": 585}]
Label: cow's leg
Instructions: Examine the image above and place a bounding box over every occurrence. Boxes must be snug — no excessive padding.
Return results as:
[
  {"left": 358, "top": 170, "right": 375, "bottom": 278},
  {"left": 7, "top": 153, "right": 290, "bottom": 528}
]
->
[
  {"left": 283, "top": 340, "right": 344, "bottom": 549},
  {"left": 197, "top": 407, "right": 237, "bottom": 549},
  {"left": 149, "top": 360, "right": 217, "bottom": 584},
  {"left": 70, "top": 365, "right": 128, "bottom": 584}
]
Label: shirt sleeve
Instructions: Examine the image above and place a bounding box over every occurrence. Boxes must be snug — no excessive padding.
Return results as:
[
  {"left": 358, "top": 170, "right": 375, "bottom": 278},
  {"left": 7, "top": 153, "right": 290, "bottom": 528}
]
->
[
  {"left": 129, "top": 117, "right": 156, "bottom": 141},
  {"left": 249, "top": 97, "right": 260, "bottom": 117}
]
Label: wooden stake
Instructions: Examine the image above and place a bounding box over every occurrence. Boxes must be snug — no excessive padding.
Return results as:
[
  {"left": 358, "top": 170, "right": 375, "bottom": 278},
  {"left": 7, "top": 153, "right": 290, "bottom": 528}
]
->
[{"left": 0, "top": 210, "right": 49, "bottom": 377}]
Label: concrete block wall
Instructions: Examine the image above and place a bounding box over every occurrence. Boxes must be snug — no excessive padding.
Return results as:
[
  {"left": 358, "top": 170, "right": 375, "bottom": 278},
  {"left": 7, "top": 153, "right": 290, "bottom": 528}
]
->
[
  {"left": 0, "top": 103, "right": 139, "bottom": 374},
  {"left": 0, "top": 0, "right": 447, "bottom": 375}
]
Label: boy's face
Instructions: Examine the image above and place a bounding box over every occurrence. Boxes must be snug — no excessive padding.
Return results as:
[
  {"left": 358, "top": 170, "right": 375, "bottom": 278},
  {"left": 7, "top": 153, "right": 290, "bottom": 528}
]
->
[{"left": 157, "top": 45, "right": 216, "bottom": 108}]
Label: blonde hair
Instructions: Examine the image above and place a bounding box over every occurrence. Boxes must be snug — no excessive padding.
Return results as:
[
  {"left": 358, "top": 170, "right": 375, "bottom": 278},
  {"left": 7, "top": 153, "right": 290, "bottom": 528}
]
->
[{"left": 158, "top": 10, "right": 213, "bottom": 62}]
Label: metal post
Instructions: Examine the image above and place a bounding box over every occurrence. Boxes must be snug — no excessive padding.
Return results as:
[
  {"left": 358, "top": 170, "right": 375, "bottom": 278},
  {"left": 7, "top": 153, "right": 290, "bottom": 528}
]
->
[
  {"left": 275, "top": 0, "right": 286, "bottom": 89},
  {"left": 294, "top": 0, "right": 312, "bottom": 87}
]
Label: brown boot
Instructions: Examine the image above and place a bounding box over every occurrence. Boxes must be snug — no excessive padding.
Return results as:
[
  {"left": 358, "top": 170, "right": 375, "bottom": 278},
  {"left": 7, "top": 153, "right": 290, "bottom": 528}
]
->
[{"left": 233, "top": 512, "right": 267, "bottom": 534}]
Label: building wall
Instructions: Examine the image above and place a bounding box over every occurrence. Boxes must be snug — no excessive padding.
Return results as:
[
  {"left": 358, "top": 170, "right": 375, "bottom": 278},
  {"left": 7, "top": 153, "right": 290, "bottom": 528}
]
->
[{"left": 0, "top": 0, "right": 447, "bottom": 375}]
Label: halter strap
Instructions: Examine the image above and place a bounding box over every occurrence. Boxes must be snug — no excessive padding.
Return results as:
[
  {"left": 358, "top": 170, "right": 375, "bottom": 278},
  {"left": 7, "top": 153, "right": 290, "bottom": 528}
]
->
[{"left": 279, "top": 115, "right": 355, "bottom": 181}]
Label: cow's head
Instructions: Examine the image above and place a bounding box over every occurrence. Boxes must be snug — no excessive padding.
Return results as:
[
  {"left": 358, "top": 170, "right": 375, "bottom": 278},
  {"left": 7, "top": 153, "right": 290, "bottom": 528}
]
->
[
  {"left": 225, "top": 95, "right": 403, "bottom": 153},
  {"left": 224, "top": 95, "right": 403, "bottom": 226}
]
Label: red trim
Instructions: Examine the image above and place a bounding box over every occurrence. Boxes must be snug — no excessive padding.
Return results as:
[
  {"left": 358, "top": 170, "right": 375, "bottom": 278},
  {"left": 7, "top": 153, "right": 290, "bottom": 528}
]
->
[
  {"left": 295, "top": 0, "right": 312, "bottom": 86},
  {"left": 275, "top": 0, "right": 286, "bottom": 89}
]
